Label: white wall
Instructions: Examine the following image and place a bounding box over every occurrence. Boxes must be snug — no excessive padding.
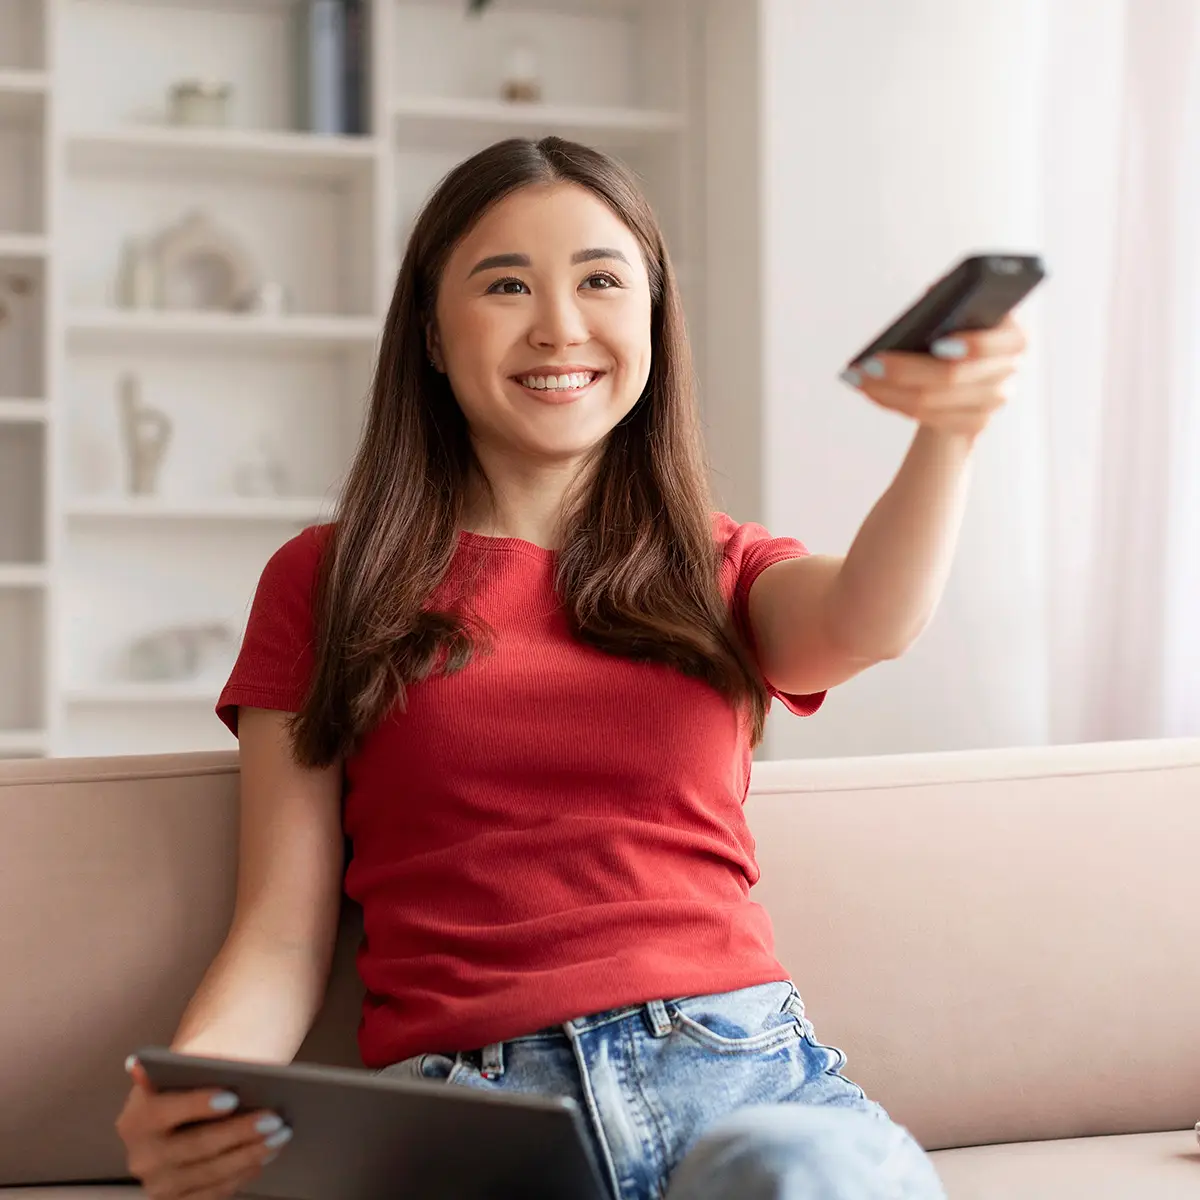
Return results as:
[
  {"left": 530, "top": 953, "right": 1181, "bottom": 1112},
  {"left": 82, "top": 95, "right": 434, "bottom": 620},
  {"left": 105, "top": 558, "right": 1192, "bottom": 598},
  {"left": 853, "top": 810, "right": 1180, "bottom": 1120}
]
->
[{"left": 707, "top": 0, "right": 1054, "bottom": 758}]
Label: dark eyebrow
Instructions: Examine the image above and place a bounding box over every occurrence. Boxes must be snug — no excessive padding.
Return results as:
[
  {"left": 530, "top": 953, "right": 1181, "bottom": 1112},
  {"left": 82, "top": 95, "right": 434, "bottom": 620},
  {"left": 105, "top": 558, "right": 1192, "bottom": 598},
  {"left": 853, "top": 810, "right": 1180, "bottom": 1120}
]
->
[
  {"left": 468, "top": 253, "right": 532, "bottom": 277},
  {"left": 467, "top": 247, "right": 631, "bottom": 278},
  {"left": 571, "top": 247, "right": 631, "bottom": 266}
]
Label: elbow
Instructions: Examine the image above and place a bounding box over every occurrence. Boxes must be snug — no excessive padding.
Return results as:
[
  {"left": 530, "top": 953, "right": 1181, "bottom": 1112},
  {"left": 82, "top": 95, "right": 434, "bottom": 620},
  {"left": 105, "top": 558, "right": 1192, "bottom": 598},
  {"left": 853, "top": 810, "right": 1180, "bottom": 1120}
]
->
[{"left": 828, "top": 613, "right": 932, "bottom": 667}]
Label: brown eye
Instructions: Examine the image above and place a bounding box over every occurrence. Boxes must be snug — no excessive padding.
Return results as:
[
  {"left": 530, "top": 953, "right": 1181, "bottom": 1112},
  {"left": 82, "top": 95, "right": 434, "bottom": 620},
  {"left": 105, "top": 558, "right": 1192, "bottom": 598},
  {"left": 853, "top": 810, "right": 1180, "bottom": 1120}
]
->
[
  {"left": 582, "top": 273, "right": 620, "bottom": 290},
  {"left": 488, "top": 277, "right": 528, "bottom": 295}
]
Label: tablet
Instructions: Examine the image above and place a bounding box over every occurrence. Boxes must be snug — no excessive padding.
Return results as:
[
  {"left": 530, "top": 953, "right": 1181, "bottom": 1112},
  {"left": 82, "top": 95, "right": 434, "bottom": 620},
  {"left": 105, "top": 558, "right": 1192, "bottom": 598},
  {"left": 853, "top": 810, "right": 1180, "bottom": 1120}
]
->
[{"left": 135, "top": 1045, "right": 609, "bottom": 1200}]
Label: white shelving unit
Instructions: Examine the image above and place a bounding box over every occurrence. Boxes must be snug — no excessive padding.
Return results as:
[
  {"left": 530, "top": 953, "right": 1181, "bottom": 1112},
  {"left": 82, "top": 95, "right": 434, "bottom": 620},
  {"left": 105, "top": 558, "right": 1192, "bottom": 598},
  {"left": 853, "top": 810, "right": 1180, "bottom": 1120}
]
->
[{"left": 0, "top": 0, "right": 703, "bottom": 758}]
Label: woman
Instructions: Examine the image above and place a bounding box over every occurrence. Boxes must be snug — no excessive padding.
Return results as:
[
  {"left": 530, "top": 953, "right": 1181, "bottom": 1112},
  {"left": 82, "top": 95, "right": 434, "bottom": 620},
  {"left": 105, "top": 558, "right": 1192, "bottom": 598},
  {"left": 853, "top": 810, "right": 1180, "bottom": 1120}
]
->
[{"left": 117, "top": 136, "right": 1026, "bottom": 1200}]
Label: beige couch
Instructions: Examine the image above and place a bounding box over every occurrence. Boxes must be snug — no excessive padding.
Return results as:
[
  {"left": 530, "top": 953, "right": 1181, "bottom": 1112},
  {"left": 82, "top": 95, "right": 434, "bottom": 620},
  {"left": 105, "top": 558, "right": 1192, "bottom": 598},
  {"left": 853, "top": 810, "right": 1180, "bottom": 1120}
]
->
[{"left": 2, "top": 738, "right": 1198, "bottom": 1198}]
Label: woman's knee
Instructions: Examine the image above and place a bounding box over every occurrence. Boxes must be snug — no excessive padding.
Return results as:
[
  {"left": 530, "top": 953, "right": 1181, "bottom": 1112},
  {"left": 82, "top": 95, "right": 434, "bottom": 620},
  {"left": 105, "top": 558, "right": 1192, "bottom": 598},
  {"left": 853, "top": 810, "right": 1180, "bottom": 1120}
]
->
[{"left": 665, "top": 1103, "right": 946, "bottom": 1200}]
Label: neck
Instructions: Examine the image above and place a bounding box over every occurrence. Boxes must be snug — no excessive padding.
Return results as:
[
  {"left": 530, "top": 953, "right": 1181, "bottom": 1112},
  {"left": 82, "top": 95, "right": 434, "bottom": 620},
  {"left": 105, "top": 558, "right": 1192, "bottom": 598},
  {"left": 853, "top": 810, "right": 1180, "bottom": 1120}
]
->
[{"left": 463, "top": 450, "right": 595, "bottom": 550}]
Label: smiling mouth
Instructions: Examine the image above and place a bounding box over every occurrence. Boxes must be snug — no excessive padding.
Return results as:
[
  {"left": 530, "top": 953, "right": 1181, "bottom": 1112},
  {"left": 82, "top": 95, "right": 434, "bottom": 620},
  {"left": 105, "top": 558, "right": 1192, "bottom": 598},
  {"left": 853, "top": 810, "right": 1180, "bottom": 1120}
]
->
[{"left": 512, "top": 370, "right": 603, "bottom": 395}]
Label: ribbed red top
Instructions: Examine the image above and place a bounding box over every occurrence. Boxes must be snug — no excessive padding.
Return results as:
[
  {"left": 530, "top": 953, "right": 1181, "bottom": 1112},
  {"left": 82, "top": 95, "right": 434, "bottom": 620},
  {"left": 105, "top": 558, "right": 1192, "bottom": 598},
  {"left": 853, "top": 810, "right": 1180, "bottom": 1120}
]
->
[{"left": 216, "top": 514, "right": 823, "bottom": 1068}]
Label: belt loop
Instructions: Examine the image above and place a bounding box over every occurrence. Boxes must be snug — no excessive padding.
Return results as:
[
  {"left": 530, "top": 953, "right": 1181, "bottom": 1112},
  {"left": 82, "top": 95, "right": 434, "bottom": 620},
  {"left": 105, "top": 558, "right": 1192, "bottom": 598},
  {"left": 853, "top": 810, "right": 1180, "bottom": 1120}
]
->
[
  {"left": 480, "top": 1041, "right": 505, "bottom": 1079},
  {"left": 644, "top": 999, "right": 672, "bottom": 1038}
]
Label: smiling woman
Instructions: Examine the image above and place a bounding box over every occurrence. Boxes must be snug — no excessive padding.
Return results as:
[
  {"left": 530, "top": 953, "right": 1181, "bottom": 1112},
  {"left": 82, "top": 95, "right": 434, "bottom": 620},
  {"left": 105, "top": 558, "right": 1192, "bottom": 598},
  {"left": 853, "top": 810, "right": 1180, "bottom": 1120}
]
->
[{"left": 181, "top": 135, "right": 954, "bottom": 1200}]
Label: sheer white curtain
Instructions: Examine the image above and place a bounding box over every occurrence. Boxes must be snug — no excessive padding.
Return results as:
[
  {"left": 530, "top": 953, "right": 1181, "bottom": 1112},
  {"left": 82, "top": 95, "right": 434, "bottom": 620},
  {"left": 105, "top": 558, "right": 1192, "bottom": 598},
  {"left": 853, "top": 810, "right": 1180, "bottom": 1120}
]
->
[{"left": 1043, "top": 0, "right": 1200, "bottom": 742}]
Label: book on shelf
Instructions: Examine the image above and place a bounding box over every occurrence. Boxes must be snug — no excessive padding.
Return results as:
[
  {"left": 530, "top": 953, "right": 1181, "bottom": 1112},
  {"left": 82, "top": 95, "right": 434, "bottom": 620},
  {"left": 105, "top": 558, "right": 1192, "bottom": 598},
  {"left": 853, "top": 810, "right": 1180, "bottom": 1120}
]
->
[
  {"left": 343, "top": 0, "right": 368, "bottom": 137},
  {"left": 294, "top": 0, "right": 369, "bottom": 137}
]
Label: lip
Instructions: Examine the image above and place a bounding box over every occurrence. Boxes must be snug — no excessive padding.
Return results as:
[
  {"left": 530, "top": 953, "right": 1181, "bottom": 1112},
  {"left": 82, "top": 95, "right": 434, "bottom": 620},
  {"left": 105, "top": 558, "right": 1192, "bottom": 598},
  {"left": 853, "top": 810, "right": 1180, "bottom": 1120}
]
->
[{"left": 510, "top": 368, "right": 606, "bottom": 404}]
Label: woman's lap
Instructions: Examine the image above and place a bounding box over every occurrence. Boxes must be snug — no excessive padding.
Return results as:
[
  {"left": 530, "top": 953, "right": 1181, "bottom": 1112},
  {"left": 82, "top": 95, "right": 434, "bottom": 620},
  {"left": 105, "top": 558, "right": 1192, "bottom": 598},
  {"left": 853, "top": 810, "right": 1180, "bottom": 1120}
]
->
[{"left": 377, "top": 980, "right": 946, "bottom": 1200}]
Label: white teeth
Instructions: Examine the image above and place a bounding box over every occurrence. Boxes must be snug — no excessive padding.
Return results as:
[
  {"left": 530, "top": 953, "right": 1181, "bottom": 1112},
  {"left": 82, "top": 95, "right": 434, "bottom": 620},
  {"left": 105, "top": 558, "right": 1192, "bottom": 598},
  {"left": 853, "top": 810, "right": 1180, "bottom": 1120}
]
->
[{"left": 519, "top": 372, "right": 596, "bottom": 391}]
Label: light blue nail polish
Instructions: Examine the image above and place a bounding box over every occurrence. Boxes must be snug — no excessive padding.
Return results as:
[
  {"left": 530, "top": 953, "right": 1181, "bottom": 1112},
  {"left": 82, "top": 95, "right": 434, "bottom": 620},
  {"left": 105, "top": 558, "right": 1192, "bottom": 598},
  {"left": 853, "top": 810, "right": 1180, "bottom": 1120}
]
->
[
  {"left": 931, "top": 337, "right": 967, "bottom": 360},
  {"left": 862, "top": 357, "right": 886, "bottom": 378},
  {"left": 256, "top": 1114, "right": 284, "bottom": 1135},
  {"left": 840, "top": 368, "right": 861, "bottom": 387},
  {"left": 263, "top": 1126, "right": 294, "bottom": 1150},
  {"left": 209, "top": 1092, "right": 239, "bottom": 1113}
]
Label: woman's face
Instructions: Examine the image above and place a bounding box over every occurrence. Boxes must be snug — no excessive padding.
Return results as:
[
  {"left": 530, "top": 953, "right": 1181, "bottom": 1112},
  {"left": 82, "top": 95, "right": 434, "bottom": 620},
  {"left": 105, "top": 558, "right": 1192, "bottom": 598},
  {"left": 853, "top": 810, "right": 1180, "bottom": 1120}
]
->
[{"left": 431, "top": 182, "right": 653, "bottom": 469}]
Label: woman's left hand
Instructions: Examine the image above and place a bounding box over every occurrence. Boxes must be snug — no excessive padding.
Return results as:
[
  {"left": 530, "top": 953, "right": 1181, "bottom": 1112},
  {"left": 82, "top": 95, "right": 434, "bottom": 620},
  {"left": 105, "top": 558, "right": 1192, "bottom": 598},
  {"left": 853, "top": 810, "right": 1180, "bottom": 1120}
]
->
[{"left": 841, "top": 314, "right": 1029, "bottom": 439}]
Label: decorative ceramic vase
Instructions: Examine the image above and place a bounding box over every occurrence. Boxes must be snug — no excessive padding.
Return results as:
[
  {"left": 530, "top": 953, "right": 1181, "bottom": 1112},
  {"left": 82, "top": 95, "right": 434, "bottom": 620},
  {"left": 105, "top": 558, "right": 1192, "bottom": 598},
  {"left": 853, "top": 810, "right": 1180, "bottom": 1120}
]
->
[
  {"left": 233, "top": 437, "right": 289, "bottom": 497},
  {"left": 168, "top": 80, "right": 233, "bottom": 127},
  {"left": 117, "top": 373, "right": 172, "bottom": 496},
  {"left": 127, "top": 622, "right": 238, "bottom": 682},
  {"left": 501, "top": 41, "right": 542, "bottom": 103},
  {"left": 118, "top": 238, "right": 158, "bottom": 309}
]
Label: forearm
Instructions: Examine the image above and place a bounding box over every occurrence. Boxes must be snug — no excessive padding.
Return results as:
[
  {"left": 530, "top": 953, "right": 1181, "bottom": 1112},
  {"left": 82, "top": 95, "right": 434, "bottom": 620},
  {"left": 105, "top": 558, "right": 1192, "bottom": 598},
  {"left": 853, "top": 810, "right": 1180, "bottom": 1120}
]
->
[
  {"left": 826, "top": 425, "right": 976, "bottom": 660},
  {"left": 170, "top": 928, "right": 332, "bottom": 1064}
]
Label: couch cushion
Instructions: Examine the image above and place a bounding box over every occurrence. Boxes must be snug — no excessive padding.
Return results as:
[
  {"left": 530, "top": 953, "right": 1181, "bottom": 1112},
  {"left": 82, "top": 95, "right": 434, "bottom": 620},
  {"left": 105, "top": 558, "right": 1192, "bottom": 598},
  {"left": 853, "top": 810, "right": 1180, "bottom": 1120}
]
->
[
  {"left": 0, "top": 1190, "right": 141, "bottom": 1198},
  {"left": 5, "top": 1132, "right": 1195, "bottom": 1199},
  {"left": 930, "top": 1129, "right": 1200, "bottom": 1198}
]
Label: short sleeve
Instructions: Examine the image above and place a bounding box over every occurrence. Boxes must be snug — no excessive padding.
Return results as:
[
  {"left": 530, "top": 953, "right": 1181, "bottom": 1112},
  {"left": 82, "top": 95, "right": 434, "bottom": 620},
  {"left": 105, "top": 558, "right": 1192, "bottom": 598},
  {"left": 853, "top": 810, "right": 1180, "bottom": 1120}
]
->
[
  {"left": 215, "top": 524, "right": 330, "bottom": 737},
  {"left": 715, "top": 512, "right": 826, "bottom": 718}
]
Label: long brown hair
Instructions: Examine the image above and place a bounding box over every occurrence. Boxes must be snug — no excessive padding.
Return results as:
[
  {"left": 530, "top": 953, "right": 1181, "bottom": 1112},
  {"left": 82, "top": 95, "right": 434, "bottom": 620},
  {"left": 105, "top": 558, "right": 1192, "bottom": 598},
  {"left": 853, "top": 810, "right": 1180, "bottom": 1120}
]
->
[{"left": 288, "top": 136, "right": 771, "bottom": 767}]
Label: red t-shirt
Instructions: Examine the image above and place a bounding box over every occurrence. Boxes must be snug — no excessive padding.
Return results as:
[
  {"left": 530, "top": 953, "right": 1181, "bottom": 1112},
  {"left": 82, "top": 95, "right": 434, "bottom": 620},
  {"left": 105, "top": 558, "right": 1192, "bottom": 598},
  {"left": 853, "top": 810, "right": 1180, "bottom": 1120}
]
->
[{"left": 216, "top": 514, "right": 824, "bottom": 1068}]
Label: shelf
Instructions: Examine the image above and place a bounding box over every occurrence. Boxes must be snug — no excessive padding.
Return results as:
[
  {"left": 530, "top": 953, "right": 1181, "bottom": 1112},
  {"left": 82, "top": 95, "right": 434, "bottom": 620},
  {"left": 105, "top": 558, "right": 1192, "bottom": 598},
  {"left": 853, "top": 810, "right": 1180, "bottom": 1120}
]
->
[
  {"left": 66, "top": 126, "right": 379, "bottom": 183},
  {"left": 0, "top": 399, "right": 48, "bottom": 423},
  {"left": 390, "top": 96, "right": 684, "bottom": 150},
  {"left": 65, "top": 682, "right": 222, "bottom": 706},
  {"left": 66, "top": 495, "right": 335, "bottom": 522},
  {"left": 0, "top": 233, "right": 48, "bottom": 259},
  {"left": 0, "top": 729, "right": 47, "bottom": 756},
  {"left": 0, "top": 71, "right": 48, "bottom": 120},
  {"left": 66, "top": 309, "right": 380, "bottom": 352},
  {"left": 0, "top": 564, "right": 48, "bottom": 588}
]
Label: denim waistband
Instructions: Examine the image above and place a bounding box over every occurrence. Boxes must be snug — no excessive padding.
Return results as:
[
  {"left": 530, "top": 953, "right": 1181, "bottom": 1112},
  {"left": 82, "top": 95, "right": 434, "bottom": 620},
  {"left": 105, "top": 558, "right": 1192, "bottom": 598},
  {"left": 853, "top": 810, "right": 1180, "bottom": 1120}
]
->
[
  {"left": 489, "top": 995, "right": 675, "bottom": 1046},
  {"left": 466, "top": 997, "right": 675, "bottom": 1080}
]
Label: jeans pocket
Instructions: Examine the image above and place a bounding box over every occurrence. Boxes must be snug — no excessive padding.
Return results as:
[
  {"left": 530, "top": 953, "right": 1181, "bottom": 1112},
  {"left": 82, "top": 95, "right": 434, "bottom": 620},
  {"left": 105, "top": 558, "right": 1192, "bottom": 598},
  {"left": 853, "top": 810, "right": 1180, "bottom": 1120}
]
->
[
  {"left": 795, "top": 1028, "right": 869, "bottom": 1102},
  {"left": 668, "top": 980, "right": 805, "bottom": 1054},
  {"left": 375, "top": 1051, "right": 467, "bottom": 1085}
]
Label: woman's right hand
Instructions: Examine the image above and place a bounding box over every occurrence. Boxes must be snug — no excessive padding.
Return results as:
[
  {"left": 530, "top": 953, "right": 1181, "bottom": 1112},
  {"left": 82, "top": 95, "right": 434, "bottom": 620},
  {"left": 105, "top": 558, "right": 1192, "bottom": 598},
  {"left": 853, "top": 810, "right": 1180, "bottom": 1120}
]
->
[{"left": 115, "top": 1056, "right": 294, "bottom": 1199}]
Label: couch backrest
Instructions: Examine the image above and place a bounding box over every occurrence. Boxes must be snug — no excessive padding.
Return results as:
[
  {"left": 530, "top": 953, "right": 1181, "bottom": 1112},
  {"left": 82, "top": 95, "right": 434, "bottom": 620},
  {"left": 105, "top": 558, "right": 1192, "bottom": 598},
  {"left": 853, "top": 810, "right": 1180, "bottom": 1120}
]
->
[
  {"left": 1, "top": 739, "right": 1198, "bottom": 1185},
  {"left": 747, "top": 738, "right": 1200, "bottom": 1152}
]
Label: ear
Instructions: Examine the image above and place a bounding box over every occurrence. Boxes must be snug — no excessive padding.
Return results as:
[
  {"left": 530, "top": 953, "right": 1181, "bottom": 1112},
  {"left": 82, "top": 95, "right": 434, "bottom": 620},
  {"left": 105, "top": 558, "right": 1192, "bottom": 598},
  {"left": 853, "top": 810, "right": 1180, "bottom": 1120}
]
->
[{"left": 425, "top": 323, "right": 444, "bottom": 373}]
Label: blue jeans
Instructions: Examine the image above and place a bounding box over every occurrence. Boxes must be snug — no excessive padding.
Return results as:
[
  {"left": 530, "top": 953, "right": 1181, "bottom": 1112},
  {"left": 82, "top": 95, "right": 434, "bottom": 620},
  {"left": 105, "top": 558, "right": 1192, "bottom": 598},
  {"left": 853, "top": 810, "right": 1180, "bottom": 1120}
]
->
[{"left": 376, "top": 980, "right": 947, "bottom": 1200}]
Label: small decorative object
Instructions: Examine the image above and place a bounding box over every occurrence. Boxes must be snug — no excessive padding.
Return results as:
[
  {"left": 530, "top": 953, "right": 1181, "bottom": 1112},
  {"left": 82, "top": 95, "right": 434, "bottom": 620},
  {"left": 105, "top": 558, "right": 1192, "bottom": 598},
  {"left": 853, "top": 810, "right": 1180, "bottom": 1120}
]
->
[
  {"left": 168, "top": 79, "right": 233, "bottom": 127},
  {"left": 501, "top": 41, "right": 542, "bottom": 104},
  {"left": 0, "top": 270, "right": 36, "bottom": 328},
  {"left": 0, "top": 273, "right": 35, "bottom": 395},
  {"left": 117, "top": 237, "right": 158, "bottom": 309},
  {"left": 235, "top": 281, "right": 290, "bottom": 316},
  {"left": 117, "top": 373, "right": 172, "bottom": 496},
  {"left": 126, "top": 622, "right": 238, "bottom": 683},
  {"left": 233, "top": 436, "right": 290, "bottom": 497},
  {"left": 150, "top": 209, "right": 259, "bottom": 312}
]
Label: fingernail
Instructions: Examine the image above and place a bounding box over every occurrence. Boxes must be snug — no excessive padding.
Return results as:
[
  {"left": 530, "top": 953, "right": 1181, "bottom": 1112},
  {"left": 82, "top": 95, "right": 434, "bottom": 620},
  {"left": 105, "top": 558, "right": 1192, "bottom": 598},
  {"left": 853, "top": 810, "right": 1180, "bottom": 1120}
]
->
[
  {"left": 124, "top": 1055, "right": 137, "bottom": 1074},
  {"left": 840, "top": 368, "right": 861, "bottom": 387},
  {"left": 256, "top": 1114, "right": 284, "bottom": 1135},
  {"left": 263, "top": 1150, "right": 280, "bottom": 1165},
  {"left": 209, "top": 1092, "right": 239, "bottom": 1112},
  {"left": 263, "top": 1126, "right": 293, "bottom": 1150},
  {"left": 931, "top": 337, "right": 967, "bottom": 359},
  {"left": 862, "top": 357, "right": 886, "bottom": 378}
]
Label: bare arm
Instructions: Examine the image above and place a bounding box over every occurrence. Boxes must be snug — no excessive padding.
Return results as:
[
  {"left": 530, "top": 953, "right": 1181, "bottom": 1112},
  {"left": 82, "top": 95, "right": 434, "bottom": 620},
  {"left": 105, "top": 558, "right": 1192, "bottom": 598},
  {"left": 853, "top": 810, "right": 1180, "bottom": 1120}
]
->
[
  {"left": 749, "top": 428, "right": 974, "bottom": 695},
  {"left": 747, "top": 318, "right": 1028, "bottom": 696},
  {"left": 170, "top": 707, "right": 345, "bottom": 1065}
]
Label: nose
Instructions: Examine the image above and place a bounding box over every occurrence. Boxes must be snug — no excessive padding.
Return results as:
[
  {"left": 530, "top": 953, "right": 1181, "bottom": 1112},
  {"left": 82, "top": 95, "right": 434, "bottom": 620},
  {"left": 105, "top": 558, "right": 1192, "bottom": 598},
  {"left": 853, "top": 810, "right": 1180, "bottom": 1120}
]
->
[{"left": 528, "top": 284, "right": 588, "bottom": 350}]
